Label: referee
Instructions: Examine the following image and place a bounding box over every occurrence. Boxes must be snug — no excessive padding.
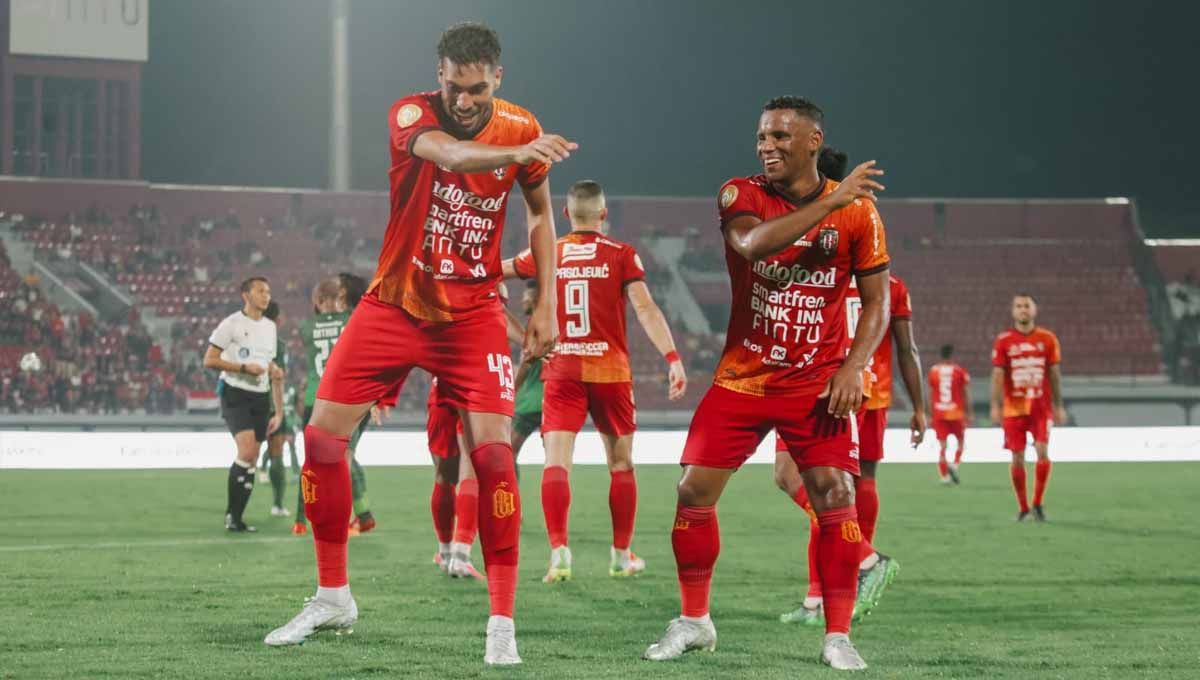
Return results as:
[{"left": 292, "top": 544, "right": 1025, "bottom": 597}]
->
[{"left": 203, "top": 276, "right": 283, "bottom": 532}]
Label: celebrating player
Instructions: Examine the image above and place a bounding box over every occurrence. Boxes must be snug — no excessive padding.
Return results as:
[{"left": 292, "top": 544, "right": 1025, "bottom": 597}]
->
[
  {"left": 203, "top": 277, "right": 283, "bottom": 533},
  {"left": 265, "top": 23, "right": 570, "bottom": 666},
  {"left": 641, "top": 96, "right": 889, "bottom": 671},
  {"left": 929, "top": 344, "right": 971, "bottom": 483},
  {"left": 776, "top": 271, "right": 924, "bottom": 625},
  {"left": 504, "top": 179, "right": 687, "bottom": 582},
  {"left": 991, "top": 294, "right": 1066, "bottom": 522}
]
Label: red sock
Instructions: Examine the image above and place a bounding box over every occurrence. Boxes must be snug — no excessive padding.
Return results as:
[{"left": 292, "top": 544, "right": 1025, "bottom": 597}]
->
[
  {"left": 1010, "top": 463, "right": 1029, "bottom": 512},
  {"left": 431, "top": 481, "right": 456, "bottom": 544},
  {"left": 470, "top": 443, "right": 520, "bottom": 618},
  {"left": 1033, "top": 459, "right": 1052, "bottom": 506},
  {"left": 672, "top": 504, "right": 719, "bottom": 618},
  {"left": 302, "top": 425, "right": 351, "bottom": 587},
  {"left": 609, "top": 469, "right": 637, "bottom": 550},
  {"left": 792, "top": 487, "right": 823, "bottom": 599},
  {"left": 541, "top": 465, "right": 571, "bottom": 548},
  {"left": 937, "top": 453, "right": 948, "bottom": 478},
  {"left": 954, "top": 442, "right": 964, "bottom": 465},
  {"left": 855, "top": 477, "right": 879, "bottom": 544},
  {"left": 816, "top": 506, "right": 862, "bottom": 635},
  {"left": 453, "top": 478, "right": 479, "bottom": 545}
]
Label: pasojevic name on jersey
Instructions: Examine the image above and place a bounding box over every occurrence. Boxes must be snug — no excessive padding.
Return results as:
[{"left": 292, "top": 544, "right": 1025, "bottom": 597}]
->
[{"left": 557, "top": 263, "right": 611, "bottom": 279}]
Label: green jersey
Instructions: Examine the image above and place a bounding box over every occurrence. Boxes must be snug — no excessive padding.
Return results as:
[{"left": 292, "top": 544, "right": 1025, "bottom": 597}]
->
[
  {"left": 301, "top": 311, "right": 351, "bottom": 407},
  {"left": 268, "top": 337, "right": 288, "bottom": 417},
  {"left": 514, "top": 359, "right": 544, "bottom": 416}
]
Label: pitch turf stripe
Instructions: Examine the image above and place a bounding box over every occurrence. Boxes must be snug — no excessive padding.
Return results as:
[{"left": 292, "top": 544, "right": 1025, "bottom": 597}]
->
[{"left": 0, "top": 536, "right": 299, "bottom": 553}]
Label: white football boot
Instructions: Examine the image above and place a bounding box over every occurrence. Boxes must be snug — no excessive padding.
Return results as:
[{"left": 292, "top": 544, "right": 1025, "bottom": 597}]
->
[
  {"left": 263, "top": 595, "right": 358, "bottom": 646},
  {"left": 643, "top": 617, "right": 717, "bottom": 661},
  {"left": 484, "top": 615, "right": 522, "bottom": 665},
  {"left": 821, "top": 633, "right": 868, "bottom": 670}
]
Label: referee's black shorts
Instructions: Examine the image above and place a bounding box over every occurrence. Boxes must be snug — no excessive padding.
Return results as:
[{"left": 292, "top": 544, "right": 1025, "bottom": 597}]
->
[{"left": 221, "top": 385, "right": 272, "bottom": 442}]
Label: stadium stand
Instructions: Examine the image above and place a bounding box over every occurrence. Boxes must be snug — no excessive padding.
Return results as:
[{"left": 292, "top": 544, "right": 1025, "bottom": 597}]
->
[
  {"left": 0, "top": 178, "right": 1178, "bottom": 414},
  {"left": 1152, "top": 242, "right": 1200, "bottom": 384}
]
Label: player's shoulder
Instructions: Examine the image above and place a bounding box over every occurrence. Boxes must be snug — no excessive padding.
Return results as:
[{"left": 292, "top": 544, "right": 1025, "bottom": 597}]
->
[
  {"left": 1035, "top": 326, "right": 1061, "bottom": 343},
  {"left": 217, "top": 310, "right": 243, "bottom": 327},
  {"left": 390, "top": 91, "right": 440, "bottom": 124},
  {"left": 491, "top": 98, "right": 541, "bottom": 140},
  {"left": 718, "top": 174, "right": 769, "bottom": 209},
  {"left": 994, "top": 329, "right": 1018, "bottom": 345}
]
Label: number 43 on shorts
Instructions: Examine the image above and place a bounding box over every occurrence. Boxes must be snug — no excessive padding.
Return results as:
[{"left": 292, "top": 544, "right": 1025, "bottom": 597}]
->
[{"left": 488, "top": 353, "right": 515, "bottom": 400}]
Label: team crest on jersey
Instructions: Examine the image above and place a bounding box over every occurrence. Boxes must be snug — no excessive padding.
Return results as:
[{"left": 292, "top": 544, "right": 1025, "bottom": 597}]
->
[
  {"left": 561, "top": 242, "right": 598, "bottom": 263},
  {"left": 397, "top": 104, "right": 422, "bottom": 128},
  {"left": 719, "top": 184, "right": 738, "bottom": 209},
  {"left": 493, "top": 167, "right": 507, "bottom": 181},
  {"left": 817, "top": 228, "right": 839, "bottom": 257}
]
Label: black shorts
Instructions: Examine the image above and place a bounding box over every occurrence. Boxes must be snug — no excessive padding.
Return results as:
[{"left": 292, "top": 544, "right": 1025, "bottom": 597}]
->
[{"left": 221, "top": 386, "right": 272, "bottom": 442}]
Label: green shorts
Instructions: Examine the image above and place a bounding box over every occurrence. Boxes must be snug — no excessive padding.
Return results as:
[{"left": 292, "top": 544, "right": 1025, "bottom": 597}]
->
[{"left": 512, "top": 411, "right": 542, "bottom": 439}]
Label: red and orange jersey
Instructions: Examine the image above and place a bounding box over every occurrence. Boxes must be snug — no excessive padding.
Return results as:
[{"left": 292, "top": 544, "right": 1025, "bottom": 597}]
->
[
  {"left": 370, "top": 92, "right": 549, "bottom": 322},
  {"left": 712, "top": 175, "right": 890, "bottom": 398},
  {"left": 847, "top": 274, "right": 912, "bottom": 410},
  {"left": 928, "top": 360, "right": 970, "bottom": 421},
  {"left": 514, "top": 231, "right": 645, "bottom": 383},
  {"left": 991, "top": 326, "right": 1061, "bottom": 417}
]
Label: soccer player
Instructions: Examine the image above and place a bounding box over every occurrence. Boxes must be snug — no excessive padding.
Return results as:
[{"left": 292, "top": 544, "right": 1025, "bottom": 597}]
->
[
  {"left": 291, "top": 276, "right": 350, "bottom": 536},
  {"left": 929, "top": 344, "right": 971, "bottom": 483},
  {"left": 260, "top": 301, "right": 292, "bottom": 517},
  {"left": 991, "top": 294, "right": 1066, "bottom": 522},
  {"left": 642, "top": 96, "right": 889, "bottom": 671},
  {"left": 510, "top": 282, "right": 544, "bottom": 464},
  {"left": 503, "top": 179, "right": 687, "bottom": 582},
  {"left": 339, "top": 273, "right": 377, "bottom": 537},
  {"left": 266, "top": 23, "right": 570, "bottom": 666},
  {"left": 776, "top": 271, "right": 925, "bottom": 625},
  {"left": 203, "top": 277, "right": 283, "bottom": 532}
]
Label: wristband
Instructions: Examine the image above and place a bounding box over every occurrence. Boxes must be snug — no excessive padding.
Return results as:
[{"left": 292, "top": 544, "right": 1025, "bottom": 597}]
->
[{"left": 664, "top": 350, "right": 681, "bottom": 365}]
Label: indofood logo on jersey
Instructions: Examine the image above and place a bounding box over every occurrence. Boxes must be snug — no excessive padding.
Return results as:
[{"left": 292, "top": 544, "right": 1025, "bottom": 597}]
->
[
  {"left": 431, "top": 180, "right": 506, "bottom": 212},
  {"left": 753, "top": 261, "right": 837, "bottom": 289}
]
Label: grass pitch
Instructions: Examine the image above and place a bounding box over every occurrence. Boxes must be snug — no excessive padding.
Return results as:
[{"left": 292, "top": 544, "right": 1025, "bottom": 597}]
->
[{"left": 2, "top": 461, "right": 1197, "bottom": 679}]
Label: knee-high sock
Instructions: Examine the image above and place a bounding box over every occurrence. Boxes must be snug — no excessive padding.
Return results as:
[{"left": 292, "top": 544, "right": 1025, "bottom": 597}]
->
[
  {"left": 349, "top": 455, "right": 370, "bottom": 518},
  {"left": 855, "top": 477, "right": 879, "bottom": 546},
  {"left": 431, "top": 481, "right": 456, "bottom": 544},
  {"left": 269, "top": 455, "right": 286, "bottom": 507},
  {"left": 816, "top": 506, "right": 862, "bottom": 635},
  {"left": 937, "top": 449, "right": 949, "bottom": 478},
  {"left": 1033, "top": 459, "right": 1052, "bottom": 506},
  {"left": 609, "top": 469, "right": 637, "bottom": 550},
  {"left": 1010, "top": 463, "right": 1029, "bottom": 512},
  {"left": 792, "top": 486, "right": 823, "bottom": 599},
  {"left": 541, "top": 465, "right": 571, "bottom": 548},
  {"left": 226, "top": 460, "right": 254, "bottom": 522},
  {"left": 302, "top": 425, "right": 351, "bottom": 587},
  {"left": 954, "top": 439, "right": 964, "bottom": 465},
  {"left": 470, "top": 443, "right": 521, "bottom": 618},
  {"left": 672, "top": 504, "right": 719, "bottom": 618},
  {"left": 453, "top": 479, "right": 479, "bottom": 546}
]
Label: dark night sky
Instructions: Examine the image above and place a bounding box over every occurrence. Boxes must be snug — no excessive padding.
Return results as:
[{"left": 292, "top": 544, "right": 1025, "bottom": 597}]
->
[{"left": 142, "top": 0, "right": 1200, "bottom": 236}]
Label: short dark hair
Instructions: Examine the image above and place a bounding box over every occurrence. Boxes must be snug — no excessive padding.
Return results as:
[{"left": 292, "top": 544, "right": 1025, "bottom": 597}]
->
[
  {"left": 817, "top": 146, "right": 848, "bottom": 181},
  {"left": 940, "top": 344, "right": 954, "bottom": 359},
  {"left": 338, "top": 272, "right": 369, "bottom": 310},
  {"left": 568, "top": 179, "right": 604, "bottom": 203},
  {"left": 264, "top": 301, "right": 280, "bottom": 322},
  {"left": 1014, "top": 292, "right": 1037, "bottom": 303},
  {"left": 764, "top": 96, "right": 824, "bottom": 126},
  {"left": 437, "top": 22, "right": 501, "bottom": 66},
  {"left": 241, "top": 276, "right": 268, "bottom": 293}
]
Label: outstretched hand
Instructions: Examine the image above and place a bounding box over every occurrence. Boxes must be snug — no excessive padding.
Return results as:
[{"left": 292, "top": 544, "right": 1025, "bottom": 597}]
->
[
  {"left": 514, "top": 134, "right": 578, "bottom": 166},
  {"left": 828, "top": 160, "right": 885, "bottom": 208}
]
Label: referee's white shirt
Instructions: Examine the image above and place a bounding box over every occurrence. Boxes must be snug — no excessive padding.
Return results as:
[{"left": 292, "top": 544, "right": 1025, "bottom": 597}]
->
[{"left": 209, "top": 311, "right": 277, "bottom": 393}]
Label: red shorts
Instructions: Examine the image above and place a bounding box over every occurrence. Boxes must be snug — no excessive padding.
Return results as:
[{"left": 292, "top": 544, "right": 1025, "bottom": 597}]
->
[
  {"left": 541, "top": 380, "right": 636, "bottom": 436},
  {"left": 317, "top": 293, "right": 514, "bottom": 416},
  {"left": 933, "top": 419, "right": 965, "bottom": 442},
  {"left": 684, "top": 385, "right": 859, "bottom": 476},
  {"left": 858, "top": 407, "right": 886, "bottom": 462},
  {"left": 1003, "top": 412, "right": 1050, "bottom": 451},
  {"left": 426, "top": 384, "right": 464, "bottom": 459}
]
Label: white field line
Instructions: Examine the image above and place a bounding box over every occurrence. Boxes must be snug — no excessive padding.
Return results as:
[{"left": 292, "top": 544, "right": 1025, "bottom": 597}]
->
[{"left": 0, "top": 536, "right": 300, "bottom": 553}]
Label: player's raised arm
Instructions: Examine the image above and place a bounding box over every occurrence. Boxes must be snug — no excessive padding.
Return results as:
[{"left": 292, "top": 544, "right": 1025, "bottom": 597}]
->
[
  {"left": 627, "top": 281, "right": 687, "bottom": 400},
  {"left": 411, "top": 130, "right": 576, "bottom": 175},
  {"left": 723, "top": 161, "right": 885, "bottom": 262},
  {"left": 822, "top": 268, "right": 890, "bottom": 417},
  {"left": 892, "top": 318, "right": 927, "bottom": 446},
  {"left": 520, "top": 180, "right": 558, "bottom": 358}
]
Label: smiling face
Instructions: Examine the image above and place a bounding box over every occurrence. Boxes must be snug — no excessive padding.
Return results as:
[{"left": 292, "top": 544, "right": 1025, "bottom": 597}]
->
[
  {"left": 437, "top": 58, "right": 501, "bottom": 134},
  {"left": 757, "top": 109, "right": 823, "bottom": 184}
]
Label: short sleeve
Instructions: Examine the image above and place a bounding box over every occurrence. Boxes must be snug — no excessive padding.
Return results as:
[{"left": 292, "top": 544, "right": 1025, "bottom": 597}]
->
[
  {"left": 622, "top": 247, "right": 646, "bottom": 286},
  {"left": 208, "top": 317, "right": 234, "bottom": 350},
  {"left": 717, "top": 179, "right": 763, "bottom": 228},
  {"left": 389, "top": 96, "right": 440, "bottom": 156},
  {"left": 513, "top": 249, "right": 537, "bottom": 279},
  {"left": 891, "top": 277, "right": 912, "bottom": 319},
  {"left": 1047, "top": 332, "right": 1062, "bottom": 366},
  {"left": 991, "top": 337, "right": 1007, "bottom": 368},
  {"left": 516, "top": 115, "right": 549, "bottom": 190},
  {"left": 961, "top": 367, "right": 971, "bottom": 384},
  {"left": 850, "top": 200, "right": 890, "bottom": 276}
]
